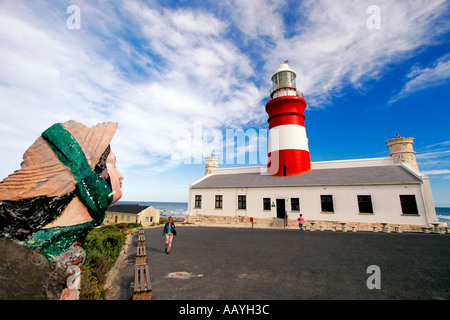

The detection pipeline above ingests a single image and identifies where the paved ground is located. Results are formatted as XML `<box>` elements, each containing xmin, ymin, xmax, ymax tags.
<box><xmin>113</xmin><ymin>226</ymin><xmax>450</xmax><ymax>300</ymax></box>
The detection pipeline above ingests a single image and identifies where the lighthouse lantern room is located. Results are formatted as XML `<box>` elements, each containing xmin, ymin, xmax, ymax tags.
<box><xmin>266</xmin><ymin>61</ymin><xmax>311</xmax><ymax>177</ymax></box>
<box><xmin>270</xmin><ymin>62</ymin><xmax>297</xmax><ymax>99</ymax></box>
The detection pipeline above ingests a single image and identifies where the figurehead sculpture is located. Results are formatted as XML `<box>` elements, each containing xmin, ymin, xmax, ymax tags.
<box><xmin>0</xmin><ymin>120</ymin><xmax>124</xmax><ymax>299</ymax></box>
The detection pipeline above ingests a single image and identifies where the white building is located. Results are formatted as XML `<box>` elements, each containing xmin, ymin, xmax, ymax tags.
<box><xmin>188</xmin><ymin>138</ymin><xmax>439</xmax><ymax>230</ymax></box>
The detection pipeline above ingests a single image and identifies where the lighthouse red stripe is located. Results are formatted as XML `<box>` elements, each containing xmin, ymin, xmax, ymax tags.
<box><xmin>265</xmin><ymin>96</ymin><xmax>306</xmax><ymax>119</ymax></box>
<box><xmin>267</xmin><ymin>149</ymin><xmax>311</xmax><ymax>177</ymax></box>
<box><xmin>268</xmin><ymin>114</ymin><xmax>305</xmax><ymax>129</ymax></box>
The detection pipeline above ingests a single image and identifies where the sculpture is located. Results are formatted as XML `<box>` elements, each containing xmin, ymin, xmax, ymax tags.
<box><xmin>0</xmin><ymin>120</ymin><xmax>124</xmax><ymax>299</ymax></box>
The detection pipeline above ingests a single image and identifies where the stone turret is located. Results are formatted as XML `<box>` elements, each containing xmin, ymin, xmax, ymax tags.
<box><xmin>385</xmin><ymin>134</ymin><xmax>419</xmax><ymax>171</ymax></box>
<box><xmin>204</xmin><ymin>155</ymin><xmax>219</xmax><ymax>175</ymax></box>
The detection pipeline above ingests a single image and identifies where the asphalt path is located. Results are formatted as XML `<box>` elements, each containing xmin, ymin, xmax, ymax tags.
<box><xmin>114</xmin><ymin>226</ymin><xmax>450</xmax><ymax>300</ymax></box>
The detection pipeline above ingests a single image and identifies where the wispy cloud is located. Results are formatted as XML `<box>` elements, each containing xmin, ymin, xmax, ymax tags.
<box><xmin>268</xmin><ymin>0</ymin><xmax>449</xmax><ymax>108</ymax></box>
<box><xmin>416</xmin><ymin>141</ymin><xmax>450</xmax><ymax>178</ymax></box>
<box><xmin>221</xmin><ymin>0</ymin><xmax>285</xmax><ymax>39</ymax></box>
<box><xmin>0</xmin><ymin>0</ymin><xmax>448</xmax><ymax>182</ymax></box>
<box><xmin>0</xmin><ymin>0</ymin><xmax>266</xmax><ymax>178</ymax></box>
<box><xmin>416</xmin><ymin>150</ymin><xmax>450</xmax><ymax>160</ymax></box>
<box><xmin>421</xmin><ymin>169</ymin><xmax>450</xmax><ymax>175</ymax></box>
<box><xmin>389</xmin><ymin>54</ymin><xmax>450</xmax><ymax>103</ymax></box>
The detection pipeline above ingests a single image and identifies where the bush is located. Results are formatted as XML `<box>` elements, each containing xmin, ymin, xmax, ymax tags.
<box><xmin>79</xmin><ymin>224</ymin><xmax>128</xmax><ymax>300</ymax></box>
<box><xmin>117</xmin><ymin>222</ymin><xmax>128</xmax><ymax>229</ymax></box>
<box><xmin>79</xmin><ymin>265</ymin><xmax>106</xmax><ymax>300</ymax></box>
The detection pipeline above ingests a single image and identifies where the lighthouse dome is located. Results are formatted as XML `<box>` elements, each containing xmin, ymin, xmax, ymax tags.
<box><xmin>271</xmin><ymin>61</ymin><xmax>297</xmax><ymax>96</ymax></box>
<box><xmin>274</xmin><ymin>62</ymin><xmax>296</xmax><ymax>76</ymax></box>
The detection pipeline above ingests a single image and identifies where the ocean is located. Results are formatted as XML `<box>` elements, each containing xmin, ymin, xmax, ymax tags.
<box><xmin>436</xmin><ymin>207</ymin><xmax>450</xmax><ymax>225</ymax></box>
<box><xmin>117</xmin><ymin>201</ymin><xmax>188</xmax><ymax>218</ymax></box>
<box><xmin>117</xmin><ymin>202</ymin><xmax>450</xmax><ymax>224</ymax></box>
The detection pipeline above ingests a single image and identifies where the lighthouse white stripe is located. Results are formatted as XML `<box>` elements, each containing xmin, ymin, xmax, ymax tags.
<box><xmin>269</xmin><ymin>124</ymin><xmax>309</xmax><ymax>152</ymax></box>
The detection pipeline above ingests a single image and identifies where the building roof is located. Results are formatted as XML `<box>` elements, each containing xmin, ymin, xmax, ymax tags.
<box><xmin>191</xmin><ymin>165</ymin><xmax>422</xmax><ymax>189</ymax></box>
<box><xmin>107</xmin><ymin>204</ymin><xmax>149</xmax><ymax>214</ymax></box>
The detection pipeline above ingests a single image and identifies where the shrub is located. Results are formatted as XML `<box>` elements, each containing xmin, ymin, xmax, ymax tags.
<box><xmin>117</xmin><ymin>222</ymin><xmax>128</xmax><ymax>229</ymax></box>
<box><xmin>79</xmin><ymin>224</ymin><xmax>127</xmax><ymax>300</ymax></box>
<box><xmin>79</xmin><ymin>265</ymin><xmax>106</xmax><ymax>300</ymax></box>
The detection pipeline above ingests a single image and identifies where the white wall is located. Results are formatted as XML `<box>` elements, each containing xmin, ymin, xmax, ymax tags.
<box><xmin>189</xmin><ymin>183</ymin><xmax>431</xmax><ymax>225</ymax></box>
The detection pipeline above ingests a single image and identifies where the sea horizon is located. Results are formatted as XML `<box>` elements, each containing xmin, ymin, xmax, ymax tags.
<box><xmin>115</xmin><ymin>200</ymin><xmax>188</xmax><ymax>217</ymax></box>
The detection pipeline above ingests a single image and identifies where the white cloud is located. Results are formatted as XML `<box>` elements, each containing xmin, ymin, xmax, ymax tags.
<box><xmin>0</xmin><ymin>4</ymin><xmax>128</xmax><ymax>177</ymax></box>
<box><xmin>416</xmin><ymin>142</ymin><xmax>450</xmax><ymax>178</ymax></box>
<box><xmin>416</xmin><ymin>150</ymin><xmax>450</xmax><ymax>160</ymax></box>
<box><xmin>223</xmin><ymin>0</ymin><xmax>285</xmax><ymax>39</ymax></box>
<box><xmin>389</xmin><ymin>54</ymin><xmax>450</xmax><ymax>103</ymax></box>
<box><xmin>0</xmin><ymin>0</ymin><xmax>448</xmax><ymax>187</ymax></box>
<box><xmin>267</xmin><ymin>0</ymin><xmax>449</xmax><ymax>108</ymax></box>
<box><xmin>0</xmin><ymin>0</ymin><xmax>267</xmax><ymax>181</ymax></box>
<box><xmin>421</xmin><ymin>170</ymin><xmax>450</xmax><ymax>175</ymax></box>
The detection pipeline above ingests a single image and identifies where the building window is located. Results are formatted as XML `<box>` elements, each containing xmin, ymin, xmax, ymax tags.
<box><xmin>127</xmin><ymin>215</ymin><xmax>130</xmax><ymax>222</ymax></box>
<box><xmin>263</xmin><ymin>198</ymin><xmax>271</xmax><ymax>210</ymax></box>
<box><xmin>358</xmin><ymin>195</ymin><xmax>374</xmax><ymax>213</ymax></box>
<box><xmin>400</xmin><ymin>195</ymin><xmax>419</xmax><ymax>215</ymax></box>
<box><xmin>194</xmin><ymin>195</ymin><xmax>202</xmax><ymax>208</ymax></box>
<box><xmin>291</xmin><ymin>198</ymin><xmax>300</xmax><ymax>211</ymax></box>
<box><xmin>238</xmin><ymin>195</ymin><xmax>246</xmax><ymax>210</ymax></box>
<box><xmin>121</xmin><ymin>215</ymin><xmax>124</xmax><ymax>221</ymax></box>
<box><xmin>321</xmin><ymin>195</ymin><xmax>334</xmax><ymax>212</ymax></box>
<box><xmin>215</xmin><ymin>195</ymin><xmax>223</xmax><ymax>209</ymax></box>
<box><xmin>145</xmin><ymin>217</ymin><xmax>149</xmax><ymax>222</ymax></box>
<box><xmin>150</xmin><ymin>217</ymin><xmax>153</xmax><ymax>223</ymax></box>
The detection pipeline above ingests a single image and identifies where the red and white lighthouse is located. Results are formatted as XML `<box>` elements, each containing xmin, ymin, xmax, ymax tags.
<box><xmin>266</xmin><ymin>61</ymin><xmax>311</xmax><ymax>176</ymax></box>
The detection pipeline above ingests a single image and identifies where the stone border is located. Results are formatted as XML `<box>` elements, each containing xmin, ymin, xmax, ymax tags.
<box><xmin>186</xmin><ymin>214</ymin><xmax>448</xmax><ymax>233</ymax></box>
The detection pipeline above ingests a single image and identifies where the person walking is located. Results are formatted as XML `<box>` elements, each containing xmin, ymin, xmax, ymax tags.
<box><xmin>162</xmin><ymin>216</ymin><xmax>177</xmax><ymax>254</ymax></box>
<box><xmin>298</xmin><ymin>214</ymin><xmax>304</xmax><ymax>231</ymax></box>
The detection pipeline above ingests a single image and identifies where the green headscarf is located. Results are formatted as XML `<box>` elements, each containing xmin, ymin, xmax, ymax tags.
<box><xmin>24</xmin><ymin>123</ymin><xmax>113</xmax><ymax>260</ymax></box>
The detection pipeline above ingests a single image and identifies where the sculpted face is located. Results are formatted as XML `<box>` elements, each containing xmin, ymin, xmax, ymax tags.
<box><xmin>106</xmin><ymin>151</ymin><xmax>124</xmax><ymax>204</ymax></box>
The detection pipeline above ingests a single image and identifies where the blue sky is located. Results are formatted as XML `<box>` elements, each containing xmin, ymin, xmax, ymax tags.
<box><xmin>0</xmin><ymin>0</ymin><xmax>449</xmax><ymax>206</ymax></box>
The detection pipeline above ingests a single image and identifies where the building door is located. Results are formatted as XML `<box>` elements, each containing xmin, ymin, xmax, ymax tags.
<box><xmin>115</xmin><ymin>216</ymin><xmax>118</xmax><ymax>223</ymax></box>
<box><xmin>276</xmin><ymin>199</ymin><xmax>286</xmax><ymax>219</ymax></box>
